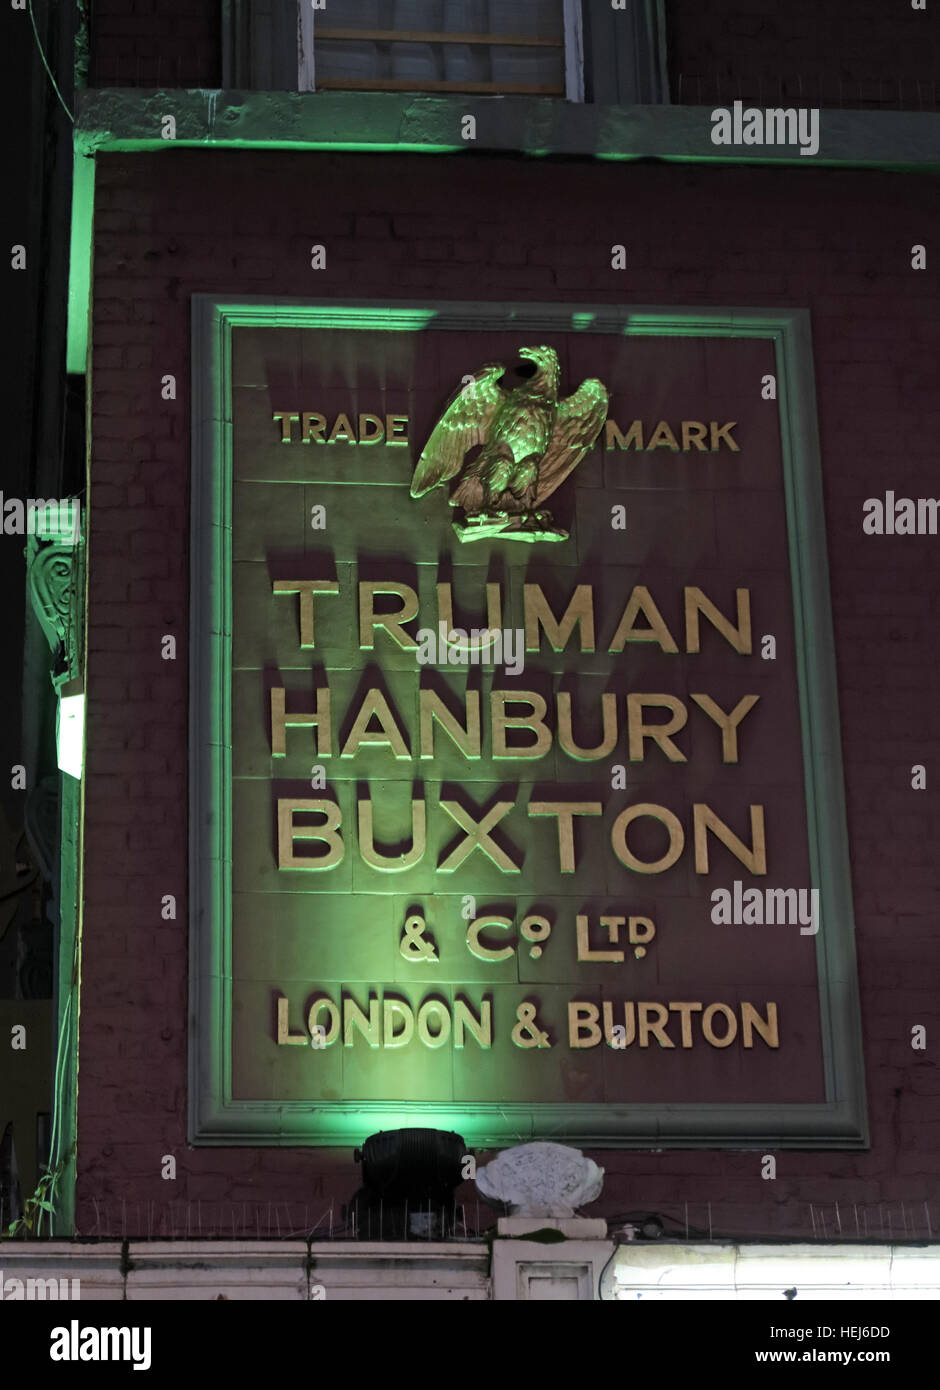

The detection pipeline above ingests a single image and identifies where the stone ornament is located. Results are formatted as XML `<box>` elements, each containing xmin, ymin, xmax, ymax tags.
<box><xmin>410</xmin><ymin>347</ymin><xmax>608</xmax><ymax>544</ymax></box>
<box><xmin>27</xmin><ymin>532</ymin><xmax>84</xmax><ymax>692</ymax></box>
<box><xmin>475</xmin><ymin>1142</ymin><xmax>604</xmax><ymax>1217</ymax></box>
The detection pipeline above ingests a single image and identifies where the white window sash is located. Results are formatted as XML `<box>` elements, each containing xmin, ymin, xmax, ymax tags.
<box><xmin>297</xmin><ymin>1</ymin><xmax>582</xmax><ymax>98</ymax></box>
<box><xmin>298</xmin><ymin>0</ymin><xmax>316</xmax><ymax>93</ymax></box>
<box><xmin>564</xmin><ymin>0</ymin><xmax>585</xmax><ymax>102</ymax></box>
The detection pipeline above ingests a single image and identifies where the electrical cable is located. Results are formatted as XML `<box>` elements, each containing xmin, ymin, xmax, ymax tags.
<box><xmin>597</xmin><ymin>1240</ymin><xmax>619</xmax><ymax>1301</ymax></box>
<box><xmin>28</xmin><ymin>0</ymin><xmax>75</xmax><ymax>123</ymax></box>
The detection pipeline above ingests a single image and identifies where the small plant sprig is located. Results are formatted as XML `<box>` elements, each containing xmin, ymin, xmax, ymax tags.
<box><xmin>5</xmin><ymin>1147</ymin><xmax>73</xmax><ymax>1239</ymax></box>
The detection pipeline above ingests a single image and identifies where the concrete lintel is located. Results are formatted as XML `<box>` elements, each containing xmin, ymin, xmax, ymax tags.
<box><xmin>75</xmin><ymin>89</ymin><xmax>940</xmax><ymax>170</ymax></box>
<box><xmin>0</xmin><ymin>1242</ymin><xmax>125</xmax><ymax>1300</ymax></box>
<box><xmin>497</xmin><ymin>1217</ymin><xmax>608</xmax><ymax>1238</ymax></box>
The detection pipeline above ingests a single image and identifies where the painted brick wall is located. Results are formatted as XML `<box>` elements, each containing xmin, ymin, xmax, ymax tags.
<box><xmin>80</xmin><ymin>148</ymin><xmax>940</xmax><ymax>1242</ymax></box>
<box><xmin>89</xmin><ymin>0</ymin><xmax>220</xmax><ymax>88</ymax></box>
<box><xmin>667</xmin><ymin>0</ymin><xmax>940</xmax><ymax>108</ymax></box>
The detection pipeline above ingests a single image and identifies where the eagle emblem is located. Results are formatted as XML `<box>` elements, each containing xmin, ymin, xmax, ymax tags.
<box><xmin>410</xmin><ymin>346</ymin><xmax>608</xmax><ymax>543</ymax></box>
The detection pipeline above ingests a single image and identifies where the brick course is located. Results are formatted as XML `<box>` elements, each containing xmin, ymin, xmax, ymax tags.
<box><xmin>90</xmin><ymin>0</ymin><xmax>220</xmax><ymax>88</ymax></box>
<box><xmin>667</xmin><ymin>0</ymin><xmax>940</xmax><ymax>108</ymax></box>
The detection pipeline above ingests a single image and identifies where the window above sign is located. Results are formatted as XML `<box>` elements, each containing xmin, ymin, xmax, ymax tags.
<box><xmin>303</xmin><ymin>0</ymin><xmax>571</xmax><ymax>98</ymax></box>
<box><xmin>222</xmin><ymin>1</ymin><xmax>669</xmax><ymax>104</ymax></box>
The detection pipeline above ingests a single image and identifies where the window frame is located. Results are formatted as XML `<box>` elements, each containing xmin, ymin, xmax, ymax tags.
<box><xmin>221</xmin><ymin>0</ymin><xmax>668</xmax><ymax>104</ymax></box>
<box><xmin>298</xmin><ymin>0</ymin><xmax>583</xmax><ymax>100</ymax></box>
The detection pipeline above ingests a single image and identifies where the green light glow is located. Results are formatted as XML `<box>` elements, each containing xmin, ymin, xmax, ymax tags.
<box><xmin>282</xmin><ymin>306</ymin><xmax>438</xmax><ymax>330</ymax></box>
<box><xmin>134</xmin><ymin>140</ymin><xmax>464</xmax><ymax>156</ymax></box>
<box><xmin>56</xmin><ymin>685</ymin><xmax>85</xmax><ymax>780</ymax></box>
<box><xmin>67</xmin><ymin>156</ymin><xmax>95</xmax><ymax>374</ymax></box>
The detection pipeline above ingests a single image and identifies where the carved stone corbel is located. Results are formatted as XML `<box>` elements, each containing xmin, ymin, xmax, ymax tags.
<box><xmin>26</xmin><ymin>532</ymin><xmax>83</xmax><ymax>694</ymax></box>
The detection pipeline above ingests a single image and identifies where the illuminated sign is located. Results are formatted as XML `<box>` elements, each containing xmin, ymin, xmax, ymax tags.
<box><xmin>188</xmin><ymin>298</ymin><xmax>866</xmax><ymax>1148</ymax></box>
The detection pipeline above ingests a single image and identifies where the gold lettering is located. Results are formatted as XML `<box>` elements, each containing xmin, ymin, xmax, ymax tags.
<box><xmin>603</xmin><ymin>1001</ymin><xmax>635</xmax><ymax>1046</ymax></box>
<box><xmin>569</xmin><ymin>1001</ymin><xmax>602</xmax><ymax>1048</ymax></box>
<box><xmin>454</xmin><ymin>998</ymin><xmax>493</xmax><ymax>1049</ymax></box>
<box><xmin>524</xmin><ymin>583</ymin><xmax>595</xmax><ymax>653</ymax></box>
<box><xmin>690</xmin><ymin>693</ymin><xmax>760</xmax><ymax>762</ymax></box>
<box><xmin>270</xmin><ymin>685</ymin><xmax>332</xmax><ymax>757</ymax></box>
<box><xmin>626</xmin><ymin>693</ymin><xmax>688</xmax><ymax>762</ymax></box>
<box><xmin>272</xmin><ymin>410</ymin><xmax>299</xmax><ymax>443</ymax></box>
<box><xmin>358</xmin><ymin>798</ymin><xmax>426</xmax><ymax>870</ymax></box>
<box><xmin>386</xmin><ymin>414</ymin><xmax>409</xmax><ymax>446</ymax></box>
<box><xmin>741</xmin><ymin>1001</ymin><xmax>779</xmax><ymax>1048</ymax></box>
<box><xmin>437</xmin><ymin>581</ymin><xmax>503</xmax><ymax>637</ymax></box>
<box><xmin>529</xmin><ymin>801</ymin><xmax>603</xmax><ymax>873</ymax></box>
<box><xmin>438</xmin><ymin>800</ymin><xmax>520</xmax><ymax>873</ymax></box>
<box><xmin>383</xmin><ymin>998</ymin><xmax>414</xmax><ymax>1048</ymax></box>
<box><xmin>344</xmin><ymin>995</ymin><xmax>381</xmax><ymax>1048</ymax></box>
<box><xmin>709</xmin><ymin>421</ymin><xmax>739</xmax><ymax>451</ymax></box>
<box><xmin>272</xmin><ymin>579</ymin><xmax>339</xmax><ymax>649</ymax></box>
<box><xmin>467</xmin><ymin>915</ymin><xmax>515</xmax><ymax>963</ymax></box>
<box><xmin>702</xmin><ymin>1002</ymin><xmax>738</xmax><ymax>1047</ymax></box>
<box><xmin>629</xmin><ymin>916</ymin><xmax>656</xmax><ymax>945</ymax></box>
<box><xmin>307</xmin><ymin>996</ymin><xmax>340</xmax><ymax>1045</ymax></box>
<box><xmin>611</xmin><ymin>803</ymin><xmax>684</xmax><ymax>874</ymax></box>
<box><xmin>609</xmin><ymin>586</ymin><xmax>680</xmax><ymax>653</ymax></box>
<box><xmin>358</xmin><ymin>413</ymin><xmax>385</xmax><ymax>445</ymax></box>
<box><xmin>358</xmin><ymin>581</ymin><xmax>419</xmax><ymax>650</ymax></box>
<box><xmin>605</xmin><ymin>419</ymin><xmax>644</xmax><ymax>450</ymax></box>
<box><xmin>646</xmin><ymin>421</ymin><xmax>679</xmax><ymax>450</ymax></box>
<box><xmin>276</xmin><ymin>799</ymin><xmax>344</xmax><ymax>869</ymax></box>
<box><xmin>668</xmin><ymin>1001</ymin><xmax>703</xmax><ymax>1048</ymax></box>
<box><xmin>276</xmin><ymin>995</ymin><xmax>307</xmax><ymax>1045</ymax></box>
<box><xmin>417</xmin><ymin>1000</ymin><xmax>451</xmax><ymax>1048</ymax></box>
<box><xmin>576</xmin><ymin>914</ymin><xmax>624</xmax><ymax>963</ymax></box>
<box><xmin>638</xmin><ymin>1002</ymin><xmax>674</xmax><ymax>1047</ymax></box>
<box><xmin>681</xmin><ymin>421</ymin><xmax>708</xmax><ymax>451</ymax></box>
<box><xmin>557</xmin><ymin>691</ymin><xmax>619</xmax><ymax>760</ymax></box>
<box><xmin>327</xmin><ymin>413</ymin><xmax>356</xmax><ymax>444</ymax></box>
<box><xmin>491</xmin><ymin>690</ymin><xmax>552</xmax><ymax>759</ymax></box>
<box><xmin>301</xmin><ymin>412</ymin><xmax>327</xmax><ymax>444</ymax></box>
<box><xmin>684</xmin><ymin>586</ymin><xmax>752</xmax><ymax>654</ymax></box>
<box><xmin>693</xmin><ymin>802</ymin><xmax>766</xmax><ymax>874</ymax></box>
<box><xmin>419</xmin><ymin>687</ymin><xmax>481</xmax><ymax>760</ymax></box>
<box><xmin>341</xmin><ymin>689</ymin><xmax>411</xmax><ymax>759</ymax></box>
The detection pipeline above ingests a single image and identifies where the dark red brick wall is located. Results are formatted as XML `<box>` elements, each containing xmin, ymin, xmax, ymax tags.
<box><xmin>89</xmin><ymin>0</ymin><xmax>220</xmax><ymax>88</ymax></box>
<box><xmin>666</xmin><ymin>0</ymin><xmax>940</xmax><ymax>109</ymax></box>
<box><xmin>80</xmin><ymin>148</ymin><xmax>940</xmax><ymax>1241</ymax></box>
<box><xmin>85</xmin><ymin>1</ymin><xmax>940</xmax><ymax>110</ymax></box>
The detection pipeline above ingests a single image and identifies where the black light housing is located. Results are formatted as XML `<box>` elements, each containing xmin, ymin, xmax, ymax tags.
<box><xmin>354</xmin><ymin>1128</ymin><xmax>467</xmax><ymax>1201</ymax></box>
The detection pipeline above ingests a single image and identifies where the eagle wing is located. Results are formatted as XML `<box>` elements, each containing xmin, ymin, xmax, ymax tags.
<box><xmin>534</xmin><ymin>378</ymin><xmax>609</xmax><ymax>505</ymax></box>
<box><xmin>409</xmin><ymin>363</ymin><xmax>507</xmax><ymax>498</ymax></box>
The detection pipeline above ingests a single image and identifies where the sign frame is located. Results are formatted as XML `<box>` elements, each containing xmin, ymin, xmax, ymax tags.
<box><xmin>188</xmin><ymin>295</ymin><xmax>867</xmax><ymax>1148</ymax></box>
